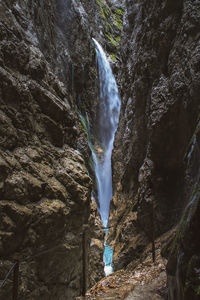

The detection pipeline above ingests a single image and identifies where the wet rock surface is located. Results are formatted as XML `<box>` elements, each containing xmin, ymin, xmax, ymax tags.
<box><xmin>0</xmin><ymin>0</ymin><xmax>94</xmax><ymax>299</ymax></box>
<box><xmin>108</xmin><ymin>0</ymin><xmax>200</xmax><ymax>298</ymax></box>
<box><xmin>112</xmin><ymin>0</ymin><xmax>200</xmax><ymax>233</ymax></box>
<box><xmin>1</xmin><ymin>0</ymin><xmax>200</xmax><ymax>298</ymax></box>
<box><xmin>0</xmin><ymin>0</ymin><xmax>126</xmax><ymax>298</ymax></box>
<box><xmin>164</xmin><ymin>173</ymin><xmax>200</xmax><ymax>300</ymax></box>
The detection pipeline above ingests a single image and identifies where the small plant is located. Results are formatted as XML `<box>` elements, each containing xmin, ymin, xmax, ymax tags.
<box><xmin>105</xmin><ymin>34</ymin><xmax>118</xmax><ymax>47</ymax></box>
<box><xmin>110</xmin><ymin>54</ymin><xmax>116</xmax><ymax>61</ymax></box>
<box><xmin>116</xmin><ymin>8</ymin><xmax>124</xmax><ymax>16</ymax></box>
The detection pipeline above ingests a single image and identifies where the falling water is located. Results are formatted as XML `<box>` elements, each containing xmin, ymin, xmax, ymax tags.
<box><xmin>80</xmin><ymin>39</ymin><xmax>121</xmax><ymax>275</ymax></box>
<box><xmin>91</xmin><ymin>38</ymin><xmax>121</xmax><ymax>275</ymax></box>
<box><xmin>92</xmin><ymin>38</ymin><xmax>121</xmax><ymax>226</ymax></box>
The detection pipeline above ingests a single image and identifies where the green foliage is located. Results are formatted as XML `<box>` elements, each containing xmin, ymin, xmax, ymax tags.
<box><xmin>96</xmin><ymin>0</ymin><xmax>111</xmax><ymax>19</ymax></box>
<box><xmin>114</xmin><ymin>20</ymin><xmax>123</xmax><ymax>29</ymax></box>
<box><xmin>115</xmin><ymin>36</ymin><xmax>121</xmax><ymax>41</ymax></box>
<box><xmin>105</xmin><ymin>34</ymin><xmax>118</xmax><ymax>47</ymax></box>
<box><xmin>110</xmin><ymin>54</ymin><xmax>116</xmax><ymax>61</ymax></box>
<box><xmin>79</xmin><ymin>113</ymin><xmax>89</xmax><ymax>137</ymax></box>
<box><xmin>113</xmin><ymin>8</ymin><xmax>124</xmax><ymax>29</ymax></box>
<box><xmin>116</xmin><ymin>8</ymin><xmax>124</xmax><ymax>16</ymax></box>
<box><xmin>79</xmin><ymin>113</ymin><xmax>95</xmax><ymax>153</ymax></box>
<box><xmin>95</xmin><ymin>0</ymin><xmax>124</xmax><ymax>49</ymax></box>
<box><xmin>79</xmin><ymin>113</ymin><xmax>104</xmax><ymax>167</ymax></box>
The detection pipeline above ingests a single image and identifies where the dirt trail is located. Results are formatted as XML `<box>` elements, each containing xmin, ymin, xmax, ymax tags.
<box><xmin>76</xmin><ymin>231</ymin><xmax>176</xmax><ymax>300</ymax></box>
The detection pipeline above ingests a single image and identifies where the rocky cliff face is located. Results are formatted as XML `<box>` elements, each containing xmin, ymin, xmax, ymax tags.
<box><xmin>109</xmin><ymin>0</ymin><xmax>200</xmax><ymax>298</ymax></box>
<box><xmin>0</xmin><ymin>1</ymin><xmax>93</xmax><ymax>299</ymax></box>
<box><xmin>0</xmin><ymin>0</ymin><xmax>126</xmax><ymax>299</ymax></box>
<box><xmin>1</xmin><ymin>0</ymin><xmax>199</xmax><ymax>298</ymax></box>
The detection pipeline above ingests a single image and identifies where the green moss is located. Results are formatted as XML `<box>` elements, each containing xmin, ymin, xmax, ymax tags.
<box><xmin>114</xmin><ymin>14</ymin><xmax>123</xmax><ymax>23</ymax></box>
<box><xmin>116</xmin><ymin>8</ymin><xmax>124</xmax><ymax>16</ymax></box>
<box><xmin>79</xmin><ymin>113</ymin><xmax>95</xmax><ymax>153</ymax></box>
<box><xmin>96</xmin><ymin>0</ymin><xmax>106</xmax><ymax>18</ymax></box>
<box><xmin>96</xmin><ymin>0</ymin><xmax>111</xmax><ymax>19</ymax></box>
<box><xmin>95</xmin><ymin>0</ymin><xmax>124</xmax><ymax>52</ymax></box>
<box><xmin>106</xmin><ymin>34</ymin><xmax>118</xmax><ymax>47</ymax></box>
<box><xmin>110</xmin><ymin>54</ymin><xmax>116</xmax><ymax>61</ymax></box>
<box><xmin>114</xmin><ymin>20</ymin><xmax>123</xmax><ymax>29</ymax></box>
<box><xmin>104</xmin><ymin>7</ymin><xmax>110</xmax><ymax>17</ymax></box>
<box><xmin>79</xmin><ymin>113</ymin><xmax>89</xmax><ymax>139</ymax></box>
<box><xmin>105</xmin><ymin>23</ymin><xmax>112</xmax><ymax>33</ymax></box>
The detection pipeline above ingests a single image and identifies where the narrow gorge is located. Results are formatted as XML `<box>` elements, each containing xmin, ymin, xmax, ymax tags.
<box><xmin>0</xmin><ymin>0</ymin><xmax>200</xmax><ymax>300</ymax></box>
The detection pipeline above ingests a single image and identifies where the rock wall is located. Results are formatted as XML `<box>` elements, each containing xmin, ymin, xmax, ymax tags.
<box><xmin>164</xmin><ymin>123</ymin><xmax>200</xmax><ymax>300</ymax></box>
<box><xmin>4</xmin><ymin>0</ymin><xmax>200</xmax><ymax>298</ymax></box>
<box><xmin>0</xmin><ymin>0</ymin><xmax>126</xmax><ymax>298</ymax></box>
<box><xmin>109</xmin><ymin>0</ymin><xmax>200</xmax><ymax>298</ymax></box>
<box><xmin>0</xmin><ymin>0</ymin><xmax>93</xmax><ymax>299</ymax></box>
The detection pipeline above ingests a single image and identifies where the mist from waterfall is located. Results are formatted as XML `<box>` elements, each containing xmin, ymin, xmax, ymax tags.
<box><xmin>80</xmin><ymin>39</ymin><xmax>120</xmax><ymax>276</ymax></box>
<box><xmin>92</xmin><ymin>38</ymin><xmax>121</xmax><ymax>228</ymax></box>
<box><xmin>92</xmin><ymin>38</ymin><xmax>121</xmax><ymax>275</ymax></box>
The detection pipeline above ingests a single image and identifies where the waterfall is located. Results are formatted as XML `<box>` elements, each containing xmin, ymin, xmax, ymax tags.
<box><xmin>91</xmin><ymin>38</ymin><xmax>121</xmax><ymax>275</ymax></box>
<box><xmin>92</xmin><ymin>38</ymin><xmax>121</xmax><ymax>227</ymax></box>
<box><xmin>80</xmin><ymin>39</ymin><xmax>120</xmax><ymax>276</ymax></box>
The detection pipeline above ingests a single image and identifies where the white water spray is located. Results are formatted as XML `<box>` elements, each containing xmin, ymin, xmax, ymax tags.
<box><xmin>92</xmin><ymin>38</ymin><xmax>121</xmax><ymax>227</ymax></box>
<box><xmin>92</xmin><ymin>38</ymin><xmax>121</xmax><ymax>275</ymax></box>
<box><xmin>80</xmin><ymin>39</ymin><xmax>120</xmax><ymax>276</ymax></box>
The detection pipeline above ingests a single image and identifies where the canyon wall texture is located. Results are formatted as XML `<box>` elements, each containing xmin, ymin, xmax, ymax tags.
<box><xmin>0</xmin><ymin>1</ymin><xmax>92</xmax><ymax>299</ymax></box>
<box><xmin>0</xmin><ymin>0</ymin><xmax>125</xmax><ymax>299</ymax></box>
<box><xmin>1</xmin><ymin>0</ymin><xmax>200</xmax><ymax>299</ymax></box>
<box><xmin>110</xmin><ymin>0</ymin><xmax>200</xmax><ymax>298</ymax></box>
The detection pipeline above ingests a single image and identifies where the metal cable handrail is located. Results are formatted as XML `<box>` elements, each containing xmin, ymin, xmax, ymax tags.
<box><xmin>0</xmin><ymin>263</ymin><xmax>17</xmax><ymax>289</ymax></box>
<box><xmin>0</xmin><ymin>204</ymin><xmax>186</xmax><ymax>298</ymax></box>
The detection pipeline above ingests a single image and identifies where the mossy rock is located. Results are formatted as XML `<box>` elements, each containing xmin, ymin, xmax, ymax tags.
<box><xmin>106</xmin><ymin>34</ymin><xmax>118</xmax><ymax>48</ymax></box>
<box><xmin>95</xmin><ymin>0</ymin><xmax>124</xmax><ymax>52</ymax></box>
<box><xmin>110</xmin><ymin>54</ymin><xmax>116</xmax><ymax>61</ymax></box>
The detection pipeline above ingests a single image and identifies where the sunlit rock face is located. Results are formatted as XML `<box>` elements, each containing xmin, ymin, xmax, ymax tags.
<box><xmin>3</xmin><ymin>0</ymin><xmax>200</xmax><ymax>298</ymax></box>
<box><xmin>0</xmin><ymin>1</ymin><xmax>94</xmax><ymax>298</ymax></box>
<box><xmin>109</xmin><ymin>0</ymin><xmax>200</xmax><ymax>298</ymax></box>
<box><xmin>0</xmin><ymin>0</ymin><xmax>126</xmax><ymax>298</ymax></box>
